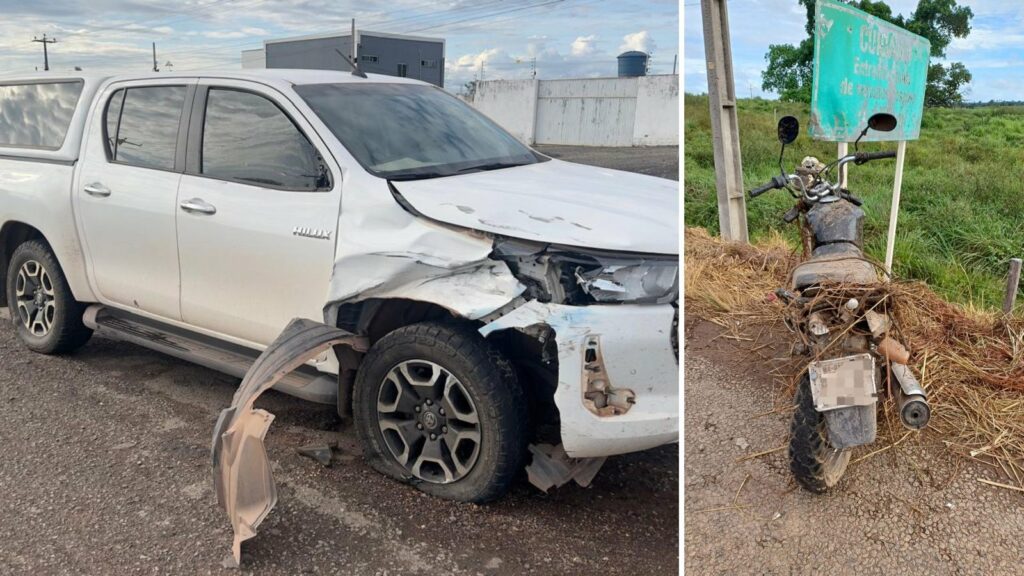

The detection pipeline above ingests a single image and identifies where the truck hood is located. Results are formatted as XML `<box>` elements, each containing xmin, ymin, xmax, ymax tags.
<box><xmin>391</xmin><ymin>159</ymin><xmax>678</xmax><ymax>255</ymax></box>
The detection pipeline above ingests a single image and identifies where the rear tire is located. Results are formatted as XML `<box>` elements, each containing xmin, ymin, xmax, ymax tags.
<box><xmin>5</xmin><ymin>241</ymin><xmax>92</xmax><ymax>354</ymax></box>
<box><xmin>353</xmin><ymin>321</ymin><xmax>527</xmax><ymax>503</ymax></box>
<box><xmin>789</xmin><ymin>374</ymin><xmax>850</xmax><ymax>493</ymax></box>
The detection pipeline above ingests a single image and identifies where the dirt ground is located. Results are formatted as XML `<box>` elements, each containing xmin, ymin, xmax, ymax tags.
<box><xmin>683</xmin><ymin>318</ymin><xmax>1024</xmax><ymax>575</ymax></box>
<box><xmin>0</xmin><ymin>147</ymin><xmax>679</xmax><ymax>576</ymax></box>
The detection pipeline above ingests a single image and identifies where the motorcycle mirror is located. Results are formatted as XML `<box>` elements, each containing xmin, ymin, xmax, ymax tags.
<box><xmin>854</xmin><ymin>113</ymin><xmax>899</xmax><ymax>151</ymax></box>
<box><xmin>777</xmin><ymin>116</ymin><xmax>800</xmax><ymax>145</ymax></box>
<box><xmin>867</xmin><ymin>113</ymin><xmax>897</xmax><ymax>132</ymax></box>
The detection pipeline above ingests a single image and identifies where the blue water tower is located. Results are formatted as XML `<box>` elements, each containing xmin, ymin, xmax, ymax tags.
<box><xmin>617</xmin><ymin>51</ymin><xmax>649</xmax><ymax>77</ymax></box>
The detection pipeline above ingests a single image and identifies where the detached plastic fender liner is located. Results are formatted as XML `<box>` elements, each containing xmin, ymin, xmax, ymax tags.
<box><xmin>211</xmin><ymin>318</ymin><xmax>367</xmax><ymax>567</ymax></box>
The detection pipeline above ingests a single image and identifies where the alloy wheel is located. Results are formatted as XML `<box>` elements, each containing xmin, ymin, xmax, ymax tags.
<box><xmin>14</xmin><ymin>260</ymin><xmax>56</xmax><ymax>337</ymax></box>
<box><xmin>376</xmin><ymin>360</ymin><xmax>481</xmax><ymax>484</ymax></box>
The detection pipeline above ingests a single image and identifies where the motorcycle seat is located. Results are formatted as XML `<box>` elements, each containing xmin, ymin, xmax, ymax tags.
<box><xmin>791</xmin><ymin>243</ymin><xmax>878</xmax><ymax>289</ymax></box>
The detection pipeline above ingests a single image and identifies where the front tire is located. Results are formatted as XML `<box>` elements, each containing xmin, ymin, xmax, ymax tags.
<box><xmin>5</xmin><ymin>240</ymin><xmax>92</xmax><ymax>354</ymax></box>
<box><xmin>789</xmin><ymin>374</ymin><xmax>851</xmax><ymax>493</ymax></box>
<box><xmin>353</xmin><ymin>322</ymin><xmax>527</xmax><ymax>503</ymax></box>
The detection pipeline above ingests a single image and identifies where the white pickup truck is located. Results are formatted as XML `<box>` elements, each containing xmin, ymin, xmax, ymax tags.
<box><xmin>0</xmin><ymin>69</ymin><xmax>678</xmax><ymax>504</ymax></box>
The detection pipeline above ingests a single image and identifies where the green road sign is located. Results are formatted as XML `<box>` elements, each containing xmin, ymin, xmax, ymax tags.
<box><xmin>810</xmin><ymin>0</ymin><xmax>930</xmax><ymax>142</ymax></box>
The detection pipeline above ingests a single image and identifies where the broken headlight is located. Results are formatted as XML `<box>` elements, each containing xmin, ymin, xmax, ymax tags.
<box><xmin>574</xmin><ymin>259</ymin><xmax>679</xmax><ymax>304</ymax></box>
<box><xmin>492</xmin><ymin>238</ymin><xmax>679</xmax><ymax>305</ymax></box>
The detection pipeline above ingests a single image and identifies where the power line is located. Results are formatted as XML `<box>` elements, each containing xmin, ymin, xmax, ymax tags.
<box><xmin>165</xmin><ymin>0</ymin><xmax>551</xmax><ymax>61</ymax></box>
<box><xmin>169</xmin><ymin>0</ymin><xmax>580</xmax><ymax>68</ymax></box>
<box><xmin>404</xmin><ymin>0</ymin><xmax>568</xmax><ymax>33</ymax></box>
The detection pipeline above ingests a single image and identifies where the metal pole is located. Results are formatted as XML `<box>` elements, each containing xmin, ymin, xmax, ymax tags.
<box><xmin>351</xmin><ymin>18</ymin><xmax>357</xmax><ymax>62</ymax></box>
<box><xmin>672</xmin><ymin>54</ymin><xmax>678</xmax><ymax>75</ymax></box>
<box><xmin>883</xmin><ymin>140</ymin><xmax>908</xmax><ymax>275</ymax></box>
<box><xmin>701</xmin><ymin>0</ymin><xmax>748</xmax><ymax>242</ymax></box>
<box><xmin>837</xmin><ymin>142</ymin><xmax>848</xmax><ymax>188</ymax></box>
<box><xmin>152</xmin><ymin>42</ymin><xmax>158</xmax><ymax>72</ymax></box>
<box><xmin>1004</xmin><ymin>258</ymin><xmax>1022</xmax><ymax>315</ymax></box>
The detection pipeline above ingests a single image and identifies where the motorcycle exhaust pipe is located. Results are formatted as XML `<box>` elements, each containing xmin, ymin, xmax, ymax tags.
<box><xmin>891</xmin><ymin>363</ymin><xmax>930</xmax><ymax>430</ymax></box>
<box><xmin>897</xmin><ymin>390</ymin><xmax>930</xmax><ymax>430</ymax></box>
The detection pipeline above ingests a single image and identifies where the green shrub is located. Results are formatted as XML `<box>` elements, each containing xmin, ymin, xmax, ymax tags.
<box><xmin>684</xmin><ymin>94</ymin><xmax>1024</xmax><ymax>310</ymax></box>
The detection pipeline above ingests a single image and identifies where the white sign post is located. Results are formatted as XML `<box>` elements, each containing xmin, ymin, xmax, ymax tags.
<box><xmin>883</xmin><ymin>141</ymin><xmax>908</xmax><ymax>275</ymax></box>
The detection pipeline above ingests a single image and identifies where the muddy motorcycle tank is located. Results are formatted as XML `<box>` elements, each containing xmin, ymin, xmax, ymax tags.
<box><xmin>806</xmin><ymin>200</ymin><xmax>864</xmax><ymax>250</ymax></box>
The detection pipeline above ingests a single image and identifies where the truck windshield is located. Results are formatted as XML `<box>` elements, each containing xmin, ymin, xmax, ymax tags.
<box><xmin>295</xmin><ymin>83</ymin><xmax>539</xmax><ymax>180</ymax></box>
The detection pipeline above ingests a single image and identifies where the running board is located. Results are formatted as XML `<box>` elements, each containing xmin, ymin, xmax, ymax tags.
<box><xmin>82</xmin><ymin>305</ymin><xmax>337</xmax><ymax>404</ymax></box>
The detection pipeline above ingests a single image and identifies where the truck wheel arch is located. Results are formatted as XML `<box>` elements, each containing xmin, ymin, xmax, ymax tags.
<box><xmin>334</xmin><ymin>298</ymin><xmax>458</xmax><ymax>344</ymax></box>
<box><xmin>0</xmin><ymin>221</ymin><xmax>47</xmax><ymax>308</ymax></box>
<box><xmin>331</xmin><ymin>297</ymin><xmax>560</xmax><ymax>444</ymax></box>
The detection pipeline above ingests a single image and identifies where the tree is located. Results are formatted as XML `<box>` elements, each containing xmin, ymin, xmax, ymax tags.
<box><xmin>761</xmin><ymin>0</ymin><xmax>973</xmax><ymax>107</ymax></box>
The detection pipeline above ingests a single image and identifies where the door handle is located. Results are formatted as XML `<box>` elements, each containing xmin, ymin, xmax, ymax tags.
<box><xmin>179</xmin><ymin>198</ymin><xmax>217</xmax><ymax>215</ymax></box>
<box><xmin>83</xmin><ymin>183</ymin><xmax>111</xmax><ymax>197</ymax></box>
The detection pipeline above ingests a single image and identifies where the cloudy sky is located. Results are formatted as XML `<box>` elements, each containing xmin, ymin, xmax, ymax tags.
<box><xmin>0</xmin><ymin>0</ymin><xmax>678</xmax><ymax>90</ymax></box>
<box><xmin>684</xmin><ymin>0</ymin><xmax>1024</xmax><ymax>102</ymax></box>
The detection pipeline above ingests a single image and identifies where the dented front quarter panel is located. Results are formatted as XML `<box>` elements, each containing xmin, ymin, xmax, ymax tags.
<box><xmin>323</xmin><ymin>175</ymin><xmax>525</xmax><ymax>325</ymax></box>
<box><xmin>212</xmin><ymin>319</ymin><xmax>366</xmax><ymax>566</ymax></box>
<box><xmin>480</xmin><ymin>301</ymin><xmax>679</xmax><ymax>458</ymax></box>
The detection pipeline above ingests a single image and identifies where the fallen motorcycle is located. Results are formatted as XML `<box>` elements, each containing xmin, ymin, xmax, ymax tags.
<box><xmin>748</xmin><ymin>113</ymin><xmax>930</xmax><ymax>493</ymax></box>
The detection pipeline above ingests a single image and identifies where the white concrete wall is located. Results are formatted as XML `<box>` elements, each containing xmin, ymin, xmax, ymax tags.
<box><xmin>471</xmin><ymin>79</ymin><xmax>538</xmax><ymax>144</ymax></box>
<box><xmin>241</xmin><ymin>48</ymin><xmax>266</xmax><ymax>69</ymax></box>
<box><xmin>633</xmin><ymin>75</ymin><xmax>679</xmax><ymax>146</ymax></box>
<box><xmin>535</xmin><ymin>78</ymin><xmax>637</xmax><ymax>146</ymax></box>
<box><xmin>467</xmin><ymin>75</ymin><xmax>678</xmax><ymax>147</ymax></box>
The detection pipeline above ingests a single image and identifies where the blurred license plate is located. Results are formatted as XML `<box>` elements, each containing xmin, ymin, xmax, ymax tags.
<box><xmin>808</xmin><ymin>353</ymin><xmax>876</xmax><ymax>411</ymax></box>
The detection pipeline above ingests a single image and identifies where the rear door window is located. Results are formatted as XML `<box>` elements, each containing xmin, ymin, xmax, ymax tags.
<box><xmin>0</xmin><ymin>81</ymin><xmax>84</xmax><ymax>149</ymax></box>
<box><xmin>107</xmin><ymin>86</ymin><xmax>187</xmax><ymax>171</ymax></box>
<box><xmin>200</xmin><ymin>88</ymin><xmax>327</xmax><ymax>191</ymax></box>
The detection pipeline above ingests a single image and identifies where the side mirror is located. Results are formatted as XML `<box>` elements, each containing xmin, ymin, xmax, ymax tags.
<box><xmin>777</xmin><ymin>116</ymin><xmax>800</xmax><ymax>145</ymax></box>
<box><xmin>867</xmin><ymin>113</ymin><xmax>897</xmax><ymax>132</ymax></box>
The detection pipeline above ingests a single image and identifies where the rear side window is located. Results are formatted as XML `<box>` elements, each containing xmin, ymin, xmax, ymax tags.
<box><xmin>106</xmin><ymin>86</ymin><xmax>186</xmax><ymax>171</ymax></box>
<box><xmin>201</xmin><ymin>88</ymin><xmax>327</xmax><ymax>190</ymax></box>
<box><xmin>0</xmin><ymin>81</ymin><xmax>83</xmax><ymax>149</ymax></box>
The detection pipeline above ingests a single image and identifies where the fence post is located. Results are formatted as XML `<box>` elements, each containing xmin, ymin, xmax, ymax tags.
<box><xmin>1003</xmin><ymin>258</ymin><xmax>1022</xmax><ymax>315</ymax></box>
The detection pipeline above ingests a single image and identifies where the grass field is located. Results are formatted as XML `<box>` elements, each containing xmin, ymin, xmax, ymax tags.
<box><xmin>684</xmin><ymin>93</ymin><xmax>1024</xmax><ymax>310</ymax></box>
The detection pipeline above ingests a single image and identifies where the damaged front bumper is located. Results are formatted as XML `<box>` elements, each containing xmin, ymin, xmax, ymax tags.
<box><xmin>480</xmin><ymin>301</ymin><xmax>679</xmax><ymax>458</ymax></box>
<box><xmin>211</xmin><ymin>319</ymin><xmax>365</xmax><ymax>567</ymax></box>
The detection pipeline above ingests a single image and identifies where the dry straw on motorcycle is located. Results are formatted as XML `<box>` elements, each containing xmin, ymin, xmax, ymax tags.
<box><xmin>685</xmin><ymin>227</ymin><xmax>1024</xmax><ymax>493</ymax></box>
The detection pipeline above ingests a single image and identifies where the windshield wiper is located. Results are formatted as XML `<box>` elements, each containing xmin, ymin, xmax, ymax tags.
<box><xmin>455</xmin><ymin>161</ymin><xmax>526</xmax><ymax>174</ymax></box>
<box><xmin>386</xmin><ymin>171</ymin><xmax>452</xmax><ymax>181</ymax></box>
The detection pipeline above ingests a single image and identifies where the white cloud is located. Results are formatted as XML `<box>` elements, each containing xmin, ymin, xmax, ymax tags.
<box><xmin>570</xmin><ymin>35</ymin><xmax>598</xmax><ymax>56</ymax></box>
<box><xmin>202</xmin><ymin>27</ymin><xmax>268</xmax><ymax>39</ymax></box>
<box><xmin>620</xmin><ymin>30</ymin><xmax>655</xmax><ymax>54</ymax></box>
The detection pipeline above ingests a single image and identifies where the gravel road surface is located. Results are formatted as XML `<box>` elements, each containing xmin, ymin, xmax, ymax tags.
<box><xmin>0</xmin><ymin>146</ymin><xmax>679</xmax><ymax>575</ymax></box>
<box><xmin>534</xmin><ymin>145</ymin><xmax>678</xmax><ymax>180</ymax></box>
<box><xmin>684</xmin><ymin>319</ymin><xmax>1024</xmax><ymax>575</ymax></box>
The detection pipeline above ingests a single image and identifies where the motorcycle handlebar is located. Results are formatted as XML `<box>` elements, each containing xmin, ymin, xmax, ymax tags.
<box><xmin>853</xmin><ymin>150</ymin><xmax>897</xmax><ymax>165</ymax></box>
<box><xmin>749</xmin><ymin>175</ymin><xmax>787</xmax><ymax>198</ymax></box>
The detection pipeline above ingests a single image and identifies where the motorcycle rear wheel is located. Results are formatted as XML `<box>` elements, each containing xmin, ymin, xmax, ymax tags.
<box><xmin>789</xmin><ymin>374</ymin><xmax>851</xmax><ymax>493</ymax></box>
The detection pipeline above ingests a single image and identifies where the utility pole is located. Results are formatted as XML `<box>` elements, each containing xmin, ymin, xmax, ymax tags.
<box><xmin>478</xmin><ymin>61</ymin><xmax>485</xmax><ymax>82</ymax></box>
<box><xmin>672</xmin><ymin>54</ymin><xmax>678</xmax><ymax>75</ymax></box>
<box><xmin>351</xmin><ymin>18</ymin><xmax>357</xmax><ymax>62</ymax></box>
<box><xmin>152</xmin><ymin>42</ymin><xmax>159</xmax><ymax>72</ymax></box>
<box><xmin>32</xmin><ymin>34</ymin><xmax>57</xmax><ymax>71</ymax></box>
<box><xmin>531</xmin><ymin>56</ymin><xmax>536</xmax><ymax>79</ymax></box>
<box><xmin>701</xmin><ymin>0</ymin><xmax>748</xmax><ymax>243</ymax></box>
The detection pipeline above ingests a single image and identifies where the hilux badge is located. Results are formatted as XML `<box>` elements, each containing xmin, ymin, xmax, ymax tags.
<box><xmin>292</xmin><ymin>226</ymin><xmax>332</xmax><ymax>240</ymax></box>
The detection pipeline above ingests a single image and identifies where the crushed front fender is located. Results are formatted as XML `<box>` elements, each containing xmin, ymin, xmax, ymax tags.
<box><xmin>211</xmin><ymin>318</ymin><xmax>366</xmax><ymax>567</ymax></box>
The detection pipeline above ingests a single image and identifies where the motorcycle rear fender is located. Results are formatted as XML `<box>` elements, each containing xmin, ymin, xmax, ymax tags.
<box><xmin>808</xmin><ymin>354</ymin><xmax>878</xmax><ymax>449</ymax></box>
